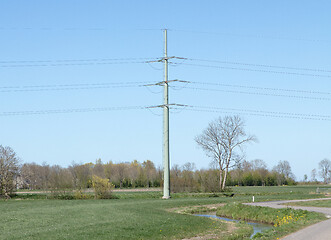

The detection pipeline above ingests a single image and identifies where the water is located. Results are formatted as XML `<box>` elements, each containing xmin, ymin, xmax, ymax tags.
<box><xmin>194</xmin><ymin>214</ymin><xmax>272</xmax><ymax>238</ymax></box>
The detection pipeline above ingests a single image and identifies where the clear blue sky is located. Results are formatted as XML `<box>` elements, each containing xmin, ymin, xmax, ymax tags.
<box><xmin>1</xmin><ymin>1</ymin><xmax>331</xmax><ymax>180</ymax></box>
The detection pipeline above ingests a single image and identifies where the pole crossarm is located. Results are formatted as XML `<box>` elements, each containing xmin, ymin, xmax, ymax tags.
<box><xmin>147</xmin><ymin>103</ymin><xmax>189</xmax><ymax>109</ymax></box>
<box><xmin>143</xmin><ymin>79</ymin><xmax>190</xmax><ymax>87</ymax></box>
<box><xmin>146</xmin><ymin>56</ymin><xmax>187</xmax><ymax>63</ymax></box>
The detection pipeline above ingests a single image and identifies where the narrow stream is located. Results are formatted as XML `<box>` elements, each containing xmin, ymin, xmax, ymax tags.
<box><xmin>194</xmin><ymin>214</ymin><xmax>272</xmax><ymax>238</ymax></box>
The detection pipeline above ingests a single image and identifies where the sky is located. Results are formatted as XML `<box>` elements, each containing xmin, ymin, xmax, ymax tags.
<box><xmin>1</xmin><ymin>1</ymin><xmax>331</xmax><ymax>181</ymax></box>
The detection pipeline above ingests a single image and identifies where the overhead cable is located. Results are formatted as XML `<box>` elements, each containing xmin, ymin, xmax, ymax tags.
<box><xmin>184</xmin><ymin>86</ymin><xmax>330</xmax><ymax>101</ymax></box>
<box><xmin>190</xmin><ymin>81</ymin><xmax>330</xmax><ymax>95</ymax></box>
<box><xmin>0</xmin><ymin>106</ymin><xmax>147</xmax><ymax>116</ymax></box>
<box><xmin>182</xmin><ymin>105</ymin><xmax>331</xmax><ymax>121</ymax></box>
<box><xmin>186</xmin><ymin>58</ymin><xmax>331</xmax><ymax>73</ymax></box>
<box><xmin>173</xmin><ymin>63</ymin><xmax>331</xmax><ymax>78</ymax></box>
<box><xmin>0</xmin><ymin>81</ymin><xmax>151</xmax><ymax>92</ymax></box>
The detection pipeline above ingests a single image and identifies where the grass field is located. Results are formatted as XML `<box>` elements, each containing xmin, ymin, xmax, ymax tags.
<box><xmin>0</xmin><ymin>198</ymin><xmax>244</xmax><ymax>240</ymax></box>
<box><xmin>287</xmin><ymin>199</ymin><xmax>331</xmax><ymax>208</ymax></box>
<box><xmin>0</xmin><ymin>186</ymin><xmax>328</xmax><ymax>240</ymax></box>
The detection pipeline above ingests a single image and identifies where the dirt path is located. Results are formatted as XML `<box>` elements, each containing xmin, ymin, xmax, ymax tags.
<box><xmin>244</xmin><ymin>198</ymin><xmax>331</xmax><ymax>240</ymax></box>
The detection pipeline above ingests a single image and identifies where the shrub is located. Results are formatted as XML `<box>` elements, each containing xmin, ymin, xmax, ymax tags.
<box><xmin>51</xmin><ymin>192</ymin><xmax>75</xmax><ymax>200</ymax></box>
<box><xmin>92</xmin><ymin>175</ymin><xmax>114</xmax><ymax>199</ymax></box>
<box><xmin>74</xmin><ymin>190</ymin><xmax>93</xmax><ymax>200</ymax></box>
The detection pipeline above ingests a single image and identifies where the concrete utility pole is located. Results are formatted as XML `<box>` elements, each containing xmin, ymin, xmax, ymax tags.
<box><xmin>162</xmin><ymin>29</ymin><xmax>170</xmax><ymax>199</ymax></box>
<box><xmin>145</xmin><ymin>30</ymin><xmax>188</xmax><ymax>199</ymax></box>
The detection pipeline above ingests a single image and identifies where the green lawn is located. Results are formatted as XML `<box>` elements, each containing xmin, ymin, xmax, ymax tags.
<box><xmin>231</xmin><ymin>185</ymin><xmax>322</xmax><ymax>195</ymax></box>
<box><xmin>1</xmin><ymin>186</ymin><xmax>327</xmax><ymax>240</ymax></box>
<box><xmin>0</xmin><ymin>198</ymin><xmax>235</xmax><ymax>240</ymax></box>
<box><xmin>287</xmin><ymin>199</ymin><xmax>331</xmax><ymax>208</ymax></box>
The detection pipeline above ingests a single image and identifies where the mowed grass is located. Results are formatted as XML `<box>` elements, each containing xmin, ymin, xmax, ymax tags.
<box><xmin>231</xmin><ymin>185</ymin><xmax>321</xmax><ymax>195</ymax></box>
<box><xmin>287</xmin><ymin>199</ymin><xmax>331</xmax><ymax>208</ymax></box>
<box><xmin>1</xmin><ymin>186</ymin><xmax>327</xmax><ymax>240</ymax></box>
<box><xmin>0</xmin><ymin>198</ymin><xmax>228</xmax><ymax>240</ymax></box>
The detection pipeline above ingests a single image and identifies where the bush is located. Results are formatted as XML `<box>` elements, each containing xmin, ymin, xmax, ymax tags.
<box><xmin>92</xmin><ymin>175</ymin><xmax>114</xmax><ymax>199</ymax></box>
<box><xmin>74</xmin><ymin>190</ymin><xmax>93</xmax><ymax>199</ymax></box>
<box><xmin>50</xmin><ymin>192</ymin><xmax>75</xmax><ymax>200</ymax></box>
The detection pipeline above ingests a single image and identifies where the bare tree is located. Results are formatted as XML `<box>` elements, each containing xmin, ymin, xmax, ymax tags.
<box><xmin>21</xmin><ymin>163</ymin><xmax>45</xmax><ymax>189</ymax></box>
<box><xmin>311</xmin><ymin>168</ymin><xmax>317</xmax><ymax>182</ymax></box>
<box><xmin>251</xmin><ymin>159</ymin><xmax>267</xmax><ymax>171</ymax></box>
<box><xmin>0</xmin><ymin>145</ymin><xmax>20</xmax><ymax>198</ymax></box>
<box><xmin>113</xmin><ymin>163</ymin><xmax>128</xmax><ymax>188</ymax></box>
<box><xmin>92</xmin><ymin>158</ymin><xmax>105</xmax><ymax>178</ymax></box>
<box><xmin>318</xmin><ymin>159</ymin><xmax>331</xmax><ymax>184</ymax></box>
<box><xmin>195</xmin><ymin>116</ymin><xmax>256</xmax><ymax>190</ymax></box>
<box><xmin>303</xmin><ymin>174</ymin><xmax>308</xmax><ymax>183</ymax></box>
<box><xmin>49</xmin><ymin>165</ymin><xmax>73</xmax><ymax>190</ymax></box>
<box><xmin>170</xmin><ymin>164</ymin><xmax>183</xmax><ymax>192</ymax></box>
<box><xmin>274</xmin><ymin>160</ymin><xmax>293</xmax><ymax>178</ymax></box>
<box><xmin>251</xmin><ymin>159</ymin><xmax>268</xmax><ymax>186</ymax></box>
<box><xmin>142</xmin><ymin>160</ymin><xmax>156</xmax><ymax>187</ymax></box>
<box><xmin>273</xmin><ymin>160</ymin><xmax>294</xmax><ymax>185</ymax></box>
<box><xmin>128</xmin><ymin>160</ymin><xmax>139</xmax><ymax>187</ymax></box>
<box><xmin>69</xmin><ymin>162</ymin><xmax>92</xmax><ymax>189</ymax></box>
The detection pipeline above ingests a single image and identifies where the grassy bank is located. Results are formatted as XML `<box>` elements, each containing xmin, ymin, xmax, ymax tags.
<box><xmin>216</xmin><ymin>203</ymin><xmax>326</xmax><ymax>239</ymax></box>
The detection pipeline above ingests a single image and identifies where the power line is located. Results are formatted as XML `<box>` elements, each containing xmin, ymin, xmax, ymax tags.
<box><xmin>182</xmin><ymin>108</ymin><xmax>331</xmax><ymax>121</ymax></box>
<box><xmin>0</xmin><ymin>60</ymin><xmax>155</xmax><ymax>68</ymax></box>
<box><xmin>183</xmin><ymin>86</ymin><xmax>330</xmax><ymax>101</ymax></box>
<box><xmin>2</xmin><ymin>27</ymin><xmax>329</xmax><ymax>43</ymax></box>
<box><xmin>181</xmin><ymin>105</ymin><xmax>331</xmax><ymax>121</ymax></box>
<box><xmin>0</xmin><ymin>27</ymin><xmax>163</xmax><ymax>32</ymax></box>
<box><xmin>0</xmin><ymin>85</ymin><xmax>139</xmax><ymax>93</ymax></box>
<box><xmin>2</xmin><ymin>79</ymin><xmax>328</xmax><ymax>102</ymax></box>
<box><xmin>172</xmin><ymin>63</ymin><xmax>331</xmax><ymax>78</ymax></box>
<box><xmin>145</xmin><ymin>79</ymin><xmax>330</xmax><ymax>100</ymax></box>
<box><xmin>0</xmin><ymin>81</ymin><xmax>152</xmax><ymax>93</ymax></box>
<box><xmin>186</xmin><ymin>58</ymin><xmax>331</xmax><ymax>74</ymax></box>
<box><xmin>0</xmin><ymin>27</ymin><xmax>108</xmax><ymax>31</ymax></box>
<box><xmin>188</xmin><ymin>105</ymin><xmax>331</xmax><ymax>118</ymax></box>
<box><xmin>0</xmin><ymin>81</ymin><xmax>149</xmax><ymax>89</ymax></box>
<box><xmin>0</xmin><ymin>106</ymin><xmax>147</xmax><ymax>117</ymax></box>
<box><xmin>170</xmin><ymin>29</ymin><xmax>331</xmax><ymax>43</ymax></box>
<box><xmin>1</xmin><ymin>104</ymin><xmax>330</xmax><ymax>122</ymax></box>
<box><xmin>190</xmin><ymin>81</ymin><xmax>330</xmax><ymax>96</ymax></box>
<box><xmin>0</xmin><ymin>57</ymin><xmax>158</xmax><ymax>64</ymax></box>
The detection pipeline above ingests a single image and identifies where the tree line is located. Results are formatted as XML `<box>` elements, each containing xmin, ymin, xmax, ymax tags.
<box><xmin>1</xmin><ymin>115</ymin><xmax>330</xmax><ymax>198</ymax></box>
<box><xmin>18</xmin><ymin>159</ymin><xmax>297</xmax><ymax>192</ymax></box>
<box><xmin>20</xmin><ymin>159</ymin><xmax>162</xmax><ymax>191</ymax></box>
<box><xmin>17</xmin><ymin>158</ymin><xmax>298</xmax><ymax>192</ymax></box>
<box><xmin>2</xmin><ymin>144</ymin><xmax>331</xmax><ymax>199</ymax></box>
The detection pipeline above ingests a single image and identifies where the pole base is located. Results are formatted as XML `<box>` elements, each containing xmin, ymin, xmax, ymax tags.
<box><xmin>162</xmin><ymin>196</ymin><xmax>171</xmax><ymax>199</ymax></box>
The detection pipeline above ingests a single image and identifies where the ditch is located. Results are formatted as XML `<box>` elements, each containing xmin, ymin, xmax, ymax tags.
<box><xmin>194</xmin><ymin>213</ymin><xmax>272</xmax><ymax>239</ymax></box>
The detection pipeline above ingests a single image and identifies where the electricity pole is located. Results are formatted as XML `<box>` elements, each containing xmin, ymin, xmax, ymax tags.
<box><xmin>145</xmin><ymin>30</ymin><xmax>188</xmax><ymax>199</ymax></box>
<box><xmin>162</xmin><ymin>29</ymin><xmax>170</xmax><ymax>199</ymax></box>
